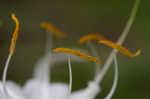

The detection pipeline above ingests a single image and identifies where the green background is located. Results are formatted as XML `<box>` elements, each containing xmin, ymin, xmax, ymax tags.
<box><xmin>0</xmin><ymin>0</ymin><xmax>149</xmax><ymax>98</ymax></box>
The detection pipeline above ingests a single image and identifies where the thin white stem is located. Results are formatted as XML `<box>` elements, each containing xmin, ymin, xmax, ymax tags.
<box><xmin>105</xmin><ymin>55</ymin><xmax>118</xmax><ymax>99</ymax></box>
<box><xmin>2</xmin><ymin>54</ymin><xmax>12</xmax><ymax>99</ymax></box>
<box><xmin>67</xmin><ymin>55</ymin><xmax>72</xmax><ymax>99</ymax></box>
<box><xmin>87</xmin><ymin>41</ymin><xmax>101</xmax><ymax>77</ymax></box>
<box><xmin>95</xmin><ymin>0</ymin><xmax>141</xmax><ymax>84</ymax></box>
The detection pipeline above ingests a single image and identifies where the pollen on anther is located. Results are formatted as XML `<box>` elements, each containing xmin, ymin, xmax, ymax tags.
<box><xmin>40</xmin><ymin>22</ymin><xmax>66</xmax><ymax>38</ymax></box>
<box><xmin>53</xmin><ymin>48</ymin><xmax>101</xmax><ymax>64</ymax></box>
<box><xmin>79</xmin><ymin>33</ymin><xmax>105</xmax><ymax>44</ymax></box>
<box><xmin>9</xmin><ymin>13</ymin><xmax>19</xmax><ymax>55</ymax></box>
<box><xmin>98</xmin><ymin>40</ymin><xmax>141</xmax><ymax>57</ymax></box>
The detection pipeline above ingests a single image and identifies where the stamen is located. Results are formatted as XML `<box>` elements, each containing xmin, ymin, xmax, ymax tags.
<box><xmin>40</xmin><ymin>22</ymin><xmax>66</xmax><ymax>38</ymax></box>
<box><xmin>98</xmin><ymin>40</ymin><xmax>141</xmax><ymax>57</ymax></box>
<box><xmin>2</xmin><ymin>13</ymin><xmax>20</xmax><ymax>99</ymax></box>
<box><xmin>53</xmin><ymin>48</ymin><xmax>101</xmax><ymax>64</ymax></box>
<box><xmin>79</xmin><ymin>33</ymin><xmax>105</xmax><ymax>44</ymax></box>
<box><xmin>9</xmin><ymin>13</ymin><xmax>19</xmax><ymax>55</ymax></box>
<box><xmin>105</xmin><ymin>55</ymin><xmax>118</xmax><ymax>99</ymax></box>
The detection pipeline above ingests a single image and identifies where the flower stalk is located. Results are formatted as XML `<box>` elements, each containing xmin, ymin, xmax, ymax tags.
<box><xmin>94</xmin><ymin>0</ymin><xmax>141</xmax><ymax>85</ymax></box>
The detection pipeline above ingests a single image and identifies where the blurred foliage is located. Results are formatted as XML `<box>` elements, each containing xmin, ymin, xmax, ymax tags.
<box><xmin>0</xmin><ymin>0</ymin><xmax>150</xmax><ymax>99</ymax></box>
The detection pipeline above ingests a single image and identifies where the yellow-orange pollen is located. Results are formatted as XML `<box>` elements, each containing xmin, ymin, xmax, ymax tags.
<box><xmin>40</xmin><ymin>22</ymin><xmax>66</xmax><ymax>38</ymax></box>
<box><xmin>79</xmin><ymin>33</ymin><xmax>105</xmax><ymax>44</ymax></box>
<box><xmin>9</xmin><ymin>13</ymin><xmax>19</xmax><ymax>55</ymax></box>
<box><xmin>53</xmin><ymin>48</ymin><xmax>101</xmax><ymax>64</ymax></box>
<box><xmin>98</xmin><ymin>40</ymin><xmax>141</xmax><ymax>57</ymax></box>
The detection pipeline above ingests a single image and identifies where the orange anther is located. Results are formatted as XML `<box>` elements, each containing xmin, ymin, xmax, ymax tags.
<box><xmin>9</xmin><ymin>13</ymin><xmax>19</xmax><ymax>55</ymax></box>
<box><xmin>79</xmin><ymin>33</ymin><xmax>105</xmax><ymax>44</ymax></box>
<box><xmin>53</xmin><ymin>48</ymin><xmax>101</xmax><ymax>64</ymax></box>
<box><xmin>99</xmin><ymin>40</ymin><xmax>141</xmax><ymax>57</ymax></box>
<box><xmin>40</xmin><ymin>22</ymin><xmax>66</xmax><ymax>38</ymax></box>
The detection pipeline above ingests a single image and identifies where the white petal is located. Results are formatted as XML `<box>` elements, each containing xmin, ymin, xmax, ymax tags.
<box><xmin>70</xmin><ymin>81</ymin><xmax>100</xmax><ymax>99</ymax></box>
<box><xmin>0</xmin><ymin>81</ymin><xmax>26</xmax><ymax>99</ymax></box>
<box><xmin>23</xmin><ymin>79</ymin><xmax>51</xmax><ymax>99</ymax></box>
<box><xmin>23</xmin><ymin>79</ymin><xmax>68</xmax><ymax>99</ymax></box>
<box><xmin>0</xmin><ymin>82</ymin><xmax>6</xmax><ymax>99</ymax></box>
<box><xmin>49</xmin><ymin>83</ymin><xmax>69</xmax><ymax>99</ymax></box>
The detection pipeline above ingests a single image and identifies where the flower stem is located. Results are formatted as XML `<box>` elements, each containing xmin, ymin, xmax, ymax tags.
<box><xmin>95</xmin><ymin>0</ymin><xmax>141</xmax><ymax>84</ymax></box>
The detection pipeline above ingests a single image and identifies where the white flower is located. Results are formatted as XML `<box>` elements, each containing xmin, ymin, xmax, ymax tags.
<box><xmin>0</xmin><ymin>0</ymin><xmax>141</xmax><ymax>98</ymax></box>
<box><xmin>0</xmin><ymin>13</ymin><xmax>100</xmax><ymax>99</ymax></box>
<box><xmin>0</xmin><ymin>51</ymin><xmax>100</xmax><ymax>99</ymax></box>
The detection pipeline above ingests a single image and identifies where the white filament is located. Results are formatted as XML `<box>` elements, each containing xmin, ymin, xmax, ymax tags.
<box><xmin>67</xmin><ymin>55</ymin><xmax>72</xmax><ymax>99</ymax></box>
<box><xmin>94</xmin><ymin>0</ymin><xmax>141</xmax><ymax>84</ymax></box>
<box><xmin>105</xmin><ymin>55</ymin><xmax>118</xmax><ymax>99</ymax></box>
<box><xmin>2</xmin><ymin>54</ymin><xmax>12</xmax><ymax>99</ymax></box>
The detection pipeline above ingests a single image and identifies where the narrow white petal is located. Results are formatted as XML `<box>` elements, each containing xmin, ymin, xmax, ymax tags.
<box><xmin>23</xmin><ymin>79</ymin><xmax>51</xmax><ymax>99</ymax></box>
<box><xmin>0</xmin><ymin>81</ymin><xmax>26</xmax><ymax>99</ymax></box>
<box><xmin>49</xmin><ymin>83</ymin><xmax>69</xmax><ymax>99</ymax></box>
<box><xmin>23</xmin><ymin>79</ymin><xmax>68</xmax><ymax>99</ymax></box>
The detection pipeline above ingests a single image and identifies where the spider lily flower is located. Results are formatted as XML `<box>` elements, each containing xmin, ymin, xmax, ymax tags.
<box><xmin>0</xmin><ymin>14</ymin><xmax>100</xmax><ymax>99</ymax></box>
<box><xmin>22</xmin><ymin>47</ymin><xmax>101</xmax><ymax>99</ymax></box>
